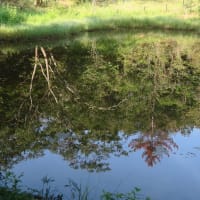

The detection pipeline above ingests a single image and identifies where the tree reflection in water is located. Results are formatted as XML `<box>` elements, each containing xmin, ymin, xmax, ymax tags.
<box><xmin>129</xmin><ymin>132</ymin><xmax>178</xmax><ymax>167</ymax></box>
<box><xmin>0</xmin><ymin>33</ymin><xmax>200</xmax><ymax>172</ymax></box>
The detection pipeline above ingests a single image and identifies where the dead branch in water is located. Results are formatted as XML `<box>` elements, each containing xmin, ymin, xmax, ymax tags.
<box><xmin>40</xmin><ymin>47</ymin><xmax>58</xmax><ymax>103</ymax></box>
<box><xmin>29</xmin><ymin>46</ymin><xmax>58</xmax><ymax>109</ymax></box>
<box><xmin>84</xmin><ymin>97</ymin><xmax>128</xmax><ymax>111</ymax></box>
<box><xmin>29</xmin><ymin>46</ymin><xmax>38</xmax><ymax>109</ymax></box>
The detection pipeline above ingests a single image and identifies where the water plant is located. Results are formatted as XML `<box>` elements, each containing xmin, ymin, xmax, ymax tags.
<box><xmin>0</xmin><ymin>171</ymin><xmax>34</xmax><ymax>200</ymax></box>
<box><xmin>101</xmin><ymin>187</ymin><xmax>151</xmax><ymax>200</ymax></box>
<box><xmin>0</xmin><ymin>171</ymin><xmax>150</xmax><ymax>200</ymax></box>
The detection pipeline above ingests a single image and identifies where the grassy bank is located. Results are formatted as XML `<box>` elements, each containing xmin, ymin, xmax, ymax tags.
<box><xmin>0</xmin><ymin>0</ymin><xmax>199</xmax><ymax>42</ymax></box>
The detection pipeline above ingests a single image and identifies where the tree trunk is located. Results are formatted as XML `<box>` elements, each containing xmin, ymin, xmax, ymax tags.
<box><xmin>34</xmin><ymin>0</ymin><xmax>43</xmax><ymax>6</ymax></box>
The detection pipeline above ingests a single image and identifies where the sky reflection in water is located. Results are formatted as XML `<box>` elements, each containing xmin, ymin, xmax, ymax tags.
<box><xmin>12</xmin><ymin>128</ymin><xmax>200</xmax><ymax>200</ymax></box>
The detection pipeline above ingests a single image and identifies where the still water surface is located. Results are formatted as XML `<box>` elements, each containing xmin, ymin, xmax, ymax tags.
<box><xmin>0</xmin><ymin>31</ymin><xmax>200</xmax><ymax>199</ymax></box>
<box><xmin>12</xmin><ymin>129</ymin><xmax>200</xmax><ymax>200</ymax></box>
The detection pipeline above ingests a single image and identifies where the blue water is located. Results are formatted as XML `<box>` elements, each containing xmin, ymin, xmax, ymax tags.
<box><xmin>12</xmin><ymin>128</ymin><xmax>200</xmax><ymax>200</ymax></box>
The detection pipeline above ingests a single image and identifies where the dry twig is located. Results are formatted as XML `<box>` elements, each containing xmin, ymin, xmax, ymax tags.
<box><xmin>29</xmin><ymin>46</ymin><xmax>58</xmax><ymax>109</ymax></box>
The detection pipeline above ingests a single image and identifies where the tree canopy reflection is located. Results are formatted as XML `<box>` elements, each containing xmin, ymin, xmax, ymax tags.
<box><xmin>0</xmin><ymin>34</ymin><xmax>200</xmax><ymax>170</ymax></box>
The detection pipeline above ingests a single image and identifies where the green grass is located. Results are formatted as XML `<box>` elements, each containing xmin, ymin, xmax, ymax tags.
<box><xmin>0</xmin><ymin>0</ymin><xmax>199</xmax><ymax>42</ymax></box>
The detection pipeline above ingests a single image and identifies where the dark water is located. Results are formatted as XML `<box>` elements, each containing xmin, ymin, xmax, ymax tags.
<box><xmin>0</xmin><ymin>31</ymin><xmax>200</xmax><ymax>199</ymax></box>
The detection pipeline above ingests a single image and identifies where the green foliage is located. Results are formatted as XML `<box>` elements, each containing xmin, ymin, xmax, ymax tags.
<box><xmin>101</xmin><ymin>187</ymin><xmax>151</xmax><ymax>200</ymax></box>
<box><xmin>0</xmin><ymin>6</ymin><xmax>26</xmax><ymax>25</ymax></box>
<box><xmin>0</xmin><ymin>188</ymin><xmax>34</xmax><ymax>200</ymax></box>
<box><xmin>65</xmin><ymin>179</ymin><xmax>89</xmax><ymax>200</ymax></box>
<box><xmin>28</xmin><ymin>176</ymin><xmax>63</xmax><ymax>200</ymax></box>
<box><xmin>0</xmin><ymin>171</ymin><xmax>148</xmax><ymax>200</ymax></box>
<box><xmin>0</xmin><ymin>171</ymin><xmax>34</xmax><ymax>200</ymax></box>
<box><xmin>0</xmin><ymin>172</ymin><xmax>63</xmax><ymax>199</ymax></box>
<box><xmin>0</xmin><ymin>171</ymin><xmax>22</xmax><ymax>190</ymax></box>
<box><xmin>183</xmin><ymin>0</ymin><xmax>199</xmax><ymax>13</ymax></box>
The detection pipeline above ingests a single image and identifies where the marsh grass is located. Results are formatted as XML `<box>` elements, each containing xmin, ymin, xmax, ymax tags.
<box><xmin>0</xmin><ymin>0</ymin><xmax>199</xmax><ymax>41</ymax></box>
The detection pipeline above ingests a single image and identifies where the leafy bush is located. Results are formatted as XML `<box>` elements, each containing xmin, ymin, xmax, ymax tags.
<box><xmin>0</xmin><ymin>6</ymin><xmax>26</xmax><ymax>25</ymax></box>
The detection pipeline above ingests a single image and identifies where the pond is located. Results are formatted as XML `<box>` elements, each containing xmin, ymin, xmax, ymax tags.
<box><xmin>0</xmin><ymin>30</ymin><xmax>200</xmax><ymax>200</ymax></box>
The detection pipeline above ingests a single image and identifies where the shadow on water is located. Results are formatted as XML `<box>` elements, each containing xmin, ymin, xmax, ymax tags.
<box><xmin>0</xmin><ymin>31</ymin><xmax>200</xmax><ymax>199</ymax></box>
